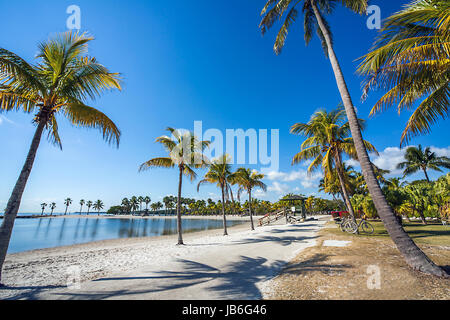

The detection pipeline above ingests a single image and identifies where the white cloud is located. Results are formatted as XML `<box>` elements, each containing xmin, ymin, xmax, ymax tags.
<box><xmin>266</xmin><ymin>169</ymin><xmax>322</xmax><ymax>183</ymax></box>
<box><xmin>345</xmin><ymin>145</ymin><xmax>450</xmax><ymax>176</ymax></box>
<box><xmin>267</xmin><ymin>182</ymin><xmax>290</xmax><ymax>194</ymax></box>
<box><xmin>0</xmin><ymin>115</ymin><xmax>15</xmax><ymax>125</ymax></box>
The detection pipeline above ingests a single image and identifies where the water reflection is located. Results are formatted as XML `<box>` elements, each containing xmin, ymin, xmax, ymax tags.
<box><xmin>8</xmin><ymin>217</ymin><xmax>244</xmax><ymax>254</ymax></box>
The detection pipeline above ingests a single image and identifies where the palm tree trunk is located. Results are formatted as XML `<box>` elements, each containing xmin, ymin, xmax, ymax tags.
<box><xmin>0</xmin><ymin>119</ymin><xmax>46</xmax><ymax>285</ymax></box>
<box><xmin>311</xmin><ymin>0</ymin><xmax>448</xmax><ymax>277</ymax></box>
<box><xmin>334</xmin><ymin>154</ymin><xmax>357</xmax><ymax>223</ymax></box>
<box><xmin>221</xmin><ymin>185</ymin><xmax>228</xmax><ymax>236</ymax></box>
<box><xmin>177</xmin><ymin>165</ymin><xmax>184</xmax><ymax>245</ymax></box>
<box><xmin>249</xmin><ymin>189</ymin><xmax>255</xmax><ymax>231</ymax></box>
<box><xmin>422</xmin><ymin>167</ymin><xmax>430</xmax><ymax>182</ymax></box>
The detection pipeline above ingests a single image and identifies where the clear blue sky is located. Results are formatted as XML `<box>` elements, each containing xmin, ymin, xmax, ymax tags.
<box><xmin>0</xmin><ymin>0</ymin><xmax>448</xmax><ymax>213</ymax></box>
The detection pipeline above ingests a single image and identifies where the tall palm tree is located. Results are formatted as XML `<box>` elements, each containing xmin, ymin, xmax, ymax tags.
<box><xmin>50</xmin><ymin>202</ymin><xmax>57</xmax><ymax>216</ymax></box>
<box><xmin>121</xmin><ymin>198</ymin><xmax>130</xmax><ymax>214</ymax></box>
<box><xmin>291</xmin><ymin>107</ymin><xmax>377</xmax><ymax>222</ymax></box>
<box><xmin>139</xmin><ymin>128</ymin><xmax>210</xmax><ymax>245</ymax></box>
<box><xmin>197</xmin><ymin>154</ymin><xmax>233</xmax><ymax>236</ymax></box>
<box><xmin>79</xmin><ymin>199</ymin><xmax>85</xmax><ymax>215</ymax></box>
<box><xmin>358</xmin><ymin>0</ymin><xmax>450</xmax><ymax>145</ymax></box>
<box><xmin>86</xmin><ymin>201</ymin><xmax>93</xmax><ymax>215</ymax></box>
<box><xmin>232</xmin><ymin>168</ymin><xmax>267</xmax><ymax>231</ymax></box>
<box><xmin>144</xmin><ymin>196</ymin><xmax>151</xmax><ymax>211</ymax></box>
<box><xmin>130</xmin><ymin>196</ymin><xmax>139</xmax><ymax>214</ymax></box>
<box><xmin>138</xmin><ymin>196</ymin><xmax>144</xmax><ymax>212</ymax></box>
<box><xmin>397</xmin><ymin>145</ymin><xmax>450</xmax><ymax>182</ymax></box>
<box><xmin>64</xmin><ymin>198</ymin><xmax>73</xmax><ymax>215</ymax></box>
<box><xmin>259</xmin><ymin>0</ymin><xmax>448</xmax><ymax>277</ymax></box>
<box><xmin>0</xmin><ymin>31</ymin><xmax>121</xmax><ymax>284</ymax></box>
<box><xmin>93</xmin><ymin>200</ymin><xmax>104</xmax><ymax>216</ymax></box>
<box><xmin>40</xmin><ymin>203</ymin><xmax>47</xmax><ymax>216</ymax></box>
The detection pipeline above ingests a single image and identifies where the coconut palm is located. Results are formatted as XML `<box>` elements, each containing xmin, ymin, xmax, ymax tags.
<box><xmin>291</xmin><ymin>107</ymin><xmax>377</xmax><ymax>222</ymax></box>
<box><xmin>121</xmin><ymin>198</ymin><xmax>130</xmax><ymax>214</ymax></box>
<box><xmin>0</xmin><ymin>31</ymin><xmax>121</xmax><ymax>283</ymax></box>
<box><xmin>40</xmin><ymin>203</ymin><xmax>47</xmax><ymax>216</ymax></box>
<box><xmin>197</xmin><ymin>154</ymin><xmax>233</xmax><ymax>236</ymax></box>
<box><xmin>130</xmin><ymin>196</ymin><xmax>139</xmax><ymax>214</ymax></box>
<box><xmin>86</xmin><ymin>201</ymin><xmax>93</xmax><ymax>215</ymax></box>
<box><xmin>93</xmin><ymin>200</ymin><xmax>104</xmax><ymax>216</ymax></box>
<box><xmin>50</xmin><ymin>202</ymin><xmax>57</xmax><ymax>216</ymax></box>
<box><xmin>358</xmin><ymin>0</ymin><xmax>450</xmax><ymax>145</ymax></box>
<box><xmin>397</xmin><ymin>145</ymin><xmax>450</xmax><ymax>182</ymax></box>
<box><xmin>144</xmin><ymin>196</ymin><xmax>151</xmax><ymax>211</ymax></box>
<box><xmin>137</xmin><ymin>196</ymin><xmax>144</xmax><ymax>212</ymax></box>
<box><xmin>64</xmin><ymin>198</ymin><xmax>73</xmax><ymax>215</ymax></box>
<box><xmin>139</xmin><ymin>128</ymin><xmax>210</xmax><ymax>245</ymax></box>
<box><xmin>259</xmin><ymin>0</ymin><xmax>448</xmax><ymax>277</ymax></box>
<box><xmin>232</xmin><ymin>168</ymin><xmax>267</xmax><ymax>231</ymax></box>
<box><xmin>79</xmin><ymin>199</ymin><xmax>85</xmax><ymax>215</ymax></box>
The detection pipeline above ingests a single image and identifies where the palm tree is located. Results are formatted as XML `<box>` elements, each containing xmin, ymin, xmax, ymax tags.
<box><xmin>358</xmin><ymin>0</ymin><xmax>450</xmax><ymax>145</ymax></box>
<box><xmin>64</xmin><ymin>198</ymin><xmax>73</xmax><ymax>215</ymax></box>
<box><xmin>397</xmin><ymin>145</ymin><xmax>450</xmax><ymax>182</ymax></box>
<box><xmin>232</xmin><ymin>168</ymin><xmax>267</xmax><ymax>231</ymax></box>
<box><xmin>79</xmin><ymin>199</ymin><xmax>85</xmax><ymax>215</ymax></box>
<box><xmin>144</xmin><ymin>196</ymin><xmax>151</xmax><ymax>211</ymax></box>
<box><xmin>138</xmin><ymin>196</ymin><xmax>144</xmax><ymax>212</ymax></box>
<box><xmin>0</xmin><ymin>31</ymin><xmax>121</xmax><ymax>284</ymax></box>
<box><xmin>291</xmin><ymin>107</ymin><xmax>377</xmax><ymax>222</ymax></box>
<box><xmin>93</xmin><ymin>200</ymin><xmax>104</xmax><ymax>216</ymax></box>
<box><xmin>86</xmin><ymin>201</ymin><xmax>93</xmax><ymax>215</ymax></box>
<box><xmin>130</xmin><ymin>196</ymin><xmax>139</xmax><ymax>214</ymax></box>
<box><xmin>197</xmin><ymin>154</ymin><xmax>233</xmax><ymax>236</ymax></box>
<box><xmin>121</xmin><ymin>198</ymin><xmax>130</xmax><ymax>214</ymax></box>
<box><xmin>50</xmin><ymin>202</ymin><xmax>57</xmax><ymax>216</ymax></box>
<box><xmin>259</xmin><ymin>0</ymin><xmax>448</xmax><ymax>277</ymax></box>
<box><xmin>139</xmin><ymin>127</ymin><xmax>210</xmax><ymax>245</ymax></box>
<box><xmin>40</xmin><ymin>203</ymin><xmax>47</xmax><ymax>216</ymax></box>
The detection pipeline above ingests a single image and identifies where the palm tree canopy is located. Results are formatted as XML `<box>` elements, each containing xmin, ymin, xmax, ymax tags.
<box><xmin>232</xmin><ymin>167</ymin><xmax>267</xmax><ymax>200</ymax></box>
<box><xmin>139</xmin><ymin>127</ymin><xmax>210</xmax><ymax>181</ymax></box>
<box><xmin>197</xmin><ymin>154</ymin><xmax>233</xmax><ymax>191</ymax></box>
<box><xmin>0</xmin><ymin>31</ymin><xmax>121</xmax><ymax>148</ymax></box>
<box><xmin>358</xmin><ymin>0</ymin><xmax>450</xmax><ymax>145</ymax></box>
<box><xmin>259</xmin><ymin>0</ymin><xmax>368</xmax><ymax>55</ymax></box>
<box><xmin>290</xmin><ymin>107</ymin><xmax>377</xmax><ymax>175</ymax></box>
<box><xmin>397</xmin><ymin>144</ymin><xmax>450</xmax><ymax>177</ymax></box>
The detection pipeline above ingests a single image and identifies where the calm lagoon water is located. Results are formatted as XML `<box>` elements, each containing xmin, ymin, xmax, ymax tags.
<box><xmin>5</xmin><ymin>217</ymin><xmax>244</xmax><ymax>254</ymax></box>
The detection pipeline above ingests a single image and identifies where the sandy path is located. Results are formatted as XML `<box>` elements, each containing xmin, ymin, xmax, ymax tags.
<box><xmin>0</xmin><ymin>216</ymin><xmax>327</xmax><ymax>300</ymax></box>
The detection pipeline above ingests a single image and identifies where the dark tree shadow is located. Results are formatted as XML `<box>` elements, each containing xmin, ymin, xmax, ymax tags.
<box><xmin>282</xmin><ymin>254</ymin><xmax>352</xmax><ymax>276</ymax></box>
<box><xmin>0</xmin><ymin>284</ymin><xmax>65</xmax><ymax>300</ymax></box>
<box><xmin>38</xmin><ymin>256</ymin><xmax>286</xmax><ymax>300</ymax></box>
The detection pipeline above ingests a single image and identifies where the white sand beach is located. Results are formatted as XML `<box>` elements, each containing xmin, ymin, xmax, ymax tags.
<box><xmin>0</xmin><ymin>216</ymin><xmax>328</xmax><ymax>300</ymax></box>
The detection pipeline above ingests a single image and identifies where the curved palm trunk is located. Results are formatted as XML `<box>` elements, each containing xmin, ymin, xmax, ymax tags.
<box><xmin>0</xmin><ymin>120</ymin><xmax>46</xmax><ymax>285</ymax></box>
<box><xmin>65</xmin><ymin>206</ymin><xmax>69</xmax><ymax>215</ymax></box>
<box><xmin>221</xmin><ymin>185</ymin><xmax>228</xmax><ymax>236</ymax></box>
<box><xmin>177</xmin><ymin>165</ymin><xmax>184</xmax><ymax>245</ymax></box>
<box><xmin>311</xmin><ymin>1</ymin><xmax>448</xmax><ymax>277</ymax></box>
<box><xmin>334</xmin><ymin>154</ymin><xmax>357</xmax><ymax>224</ymax></box>
<box><xmin>248</xmin><ymin>189</ymin><xmax>255</xmax><ymax>231</ymax></box>
<box><xmin>422</xmin><ymin>167</ymin><xmax>430</xmax><ymax>182</ymax></box>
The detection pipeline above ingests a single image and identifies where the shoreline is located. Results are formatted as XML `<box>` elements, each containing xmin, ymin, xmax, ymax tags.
<box><xmin>1</xmin><ymin>214</ymin><xmax>260</xmax><ymax>221</ymax></box>
<box><xmin>0</xmin><ymin>217</ymin><xmax>327</xmax><ymax>300</ymax></box>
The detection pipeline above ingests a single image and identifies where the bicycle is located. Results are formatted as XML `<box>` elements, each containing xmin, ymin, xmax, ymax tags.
<box><xmin>344</xmin><ymin>216</ymin><xmax>374</xmax><ymax>234</ymax></box>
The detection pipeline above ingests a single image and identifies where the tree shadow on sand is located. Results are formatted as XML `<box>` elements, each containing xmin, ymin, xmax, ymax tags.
<box><xmin>282</xmin><ymin>254</ymin><xmax>352</xmax><ymax>276</ymax></box>
<box><xmin>41</xmin><ymin>256</ymin><xmax>287</xmax><ymax>300</ymax></box>
<box><xmin>0</xmin><ymin>284</ymin><xmax>65</xmax><ymax>300</ymax></box>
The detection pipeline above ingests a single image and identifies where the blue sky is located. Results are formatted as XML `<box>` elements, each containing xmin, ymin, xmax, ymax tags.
<box><xmin>0</xmin><ymin>0</ymin><xmax>449</xmax><ymax>213</ymax></box>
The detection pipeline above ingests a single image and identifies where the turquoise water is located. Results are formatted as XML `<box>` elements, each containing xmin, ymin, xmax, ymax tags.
<box><xmin>5</xmin><ymin>217</ymin><xmax>243</xmax><ymax>254</ymax></box>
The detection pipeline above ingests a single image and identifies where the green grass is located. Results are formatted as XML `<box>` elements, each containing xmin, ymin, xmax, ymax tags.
<box><xmin>326</xmin><ymin>220</ymin><xmax>450</xmax><ymax>246</ymax></box>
